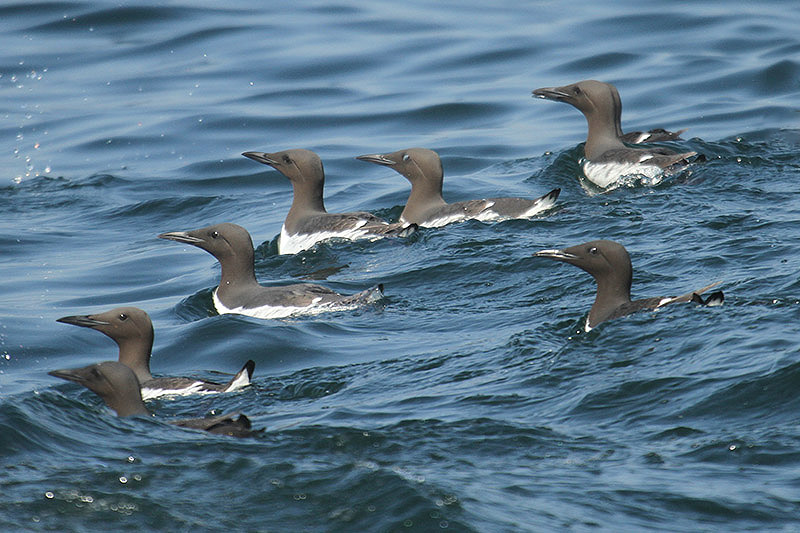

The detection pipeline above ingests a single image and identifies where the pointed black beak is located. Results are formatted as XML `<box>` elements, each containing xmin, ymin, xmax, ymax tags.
<box><xmin>532</xmin><ymin>87</ymin><xmax>571</xmax><ymax>101</ymax></box>
<box><xmin>56</xmin><ymin>315</ymin><xmax>110</xmax><ymax>328</ymax></box>
<box><xmin>355</xmin><ymin>153</ymin><xmax>397</xmax><ymax>166</ymax></box>
<box><xmin>242</xmin><ymin>151</ymin><xmax>278</xmax><ymax>167</ymax></box>
<box><xmin>157</xmin><ymin>231</ymin><xmax>204</xmax><ymax>245</ymax></box>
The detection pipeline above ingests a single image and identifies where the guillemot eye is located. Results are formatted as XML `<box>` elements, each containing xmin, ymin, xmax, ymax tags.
<box><xmin>211</xmin><ymin>231</ymin><xmax>219</xmax><ymax>239</ymax></box>
<box><xmin>282</xmin><ymin>155</ymin><xmax>292</xmax><ymax>164</ymax></box>
<box><xmin>402</xmin><ymin>154</ymin><xmax>410</xmax><ymax>162</ymax></box>
<box><xmin>589</xmin><ymin>246</ymin><xmax>598</xmax><ymax>255</ymax></box>
<box><xmin>574</xmin><ymin>87</ymin><xmax>582</xmax><ymax>95</ymax></box>
<box><xmin>118</xmin><ymin>313</ymin><xmax>128</xmax><ymax>321</ymax></box>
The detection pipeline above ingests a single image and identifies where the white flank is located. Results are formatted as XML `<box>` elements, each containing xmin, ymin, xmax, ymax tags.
<box><xmin>278</xmin><ymin>223</ymin><xmax>382</xmax><ymax>255</ymax></box>
<box><xmin>411</xmin><ymin>212</ymin><xmax>467</xmax><ymax>228</ymax></box>
<box><xmin>518</xmin><ymin>194</ymin><xmax>558</xmax><ymax>218</ymax></box>
<box><xmin>656</xmin><ymin>297</ymin><xmax>675</xmax><ymax>308</ymax></box>
<box><xmin>141</xmin><ymin>381</ymin><xmax>212</xmax><ymax>400</ymax></box>
<box><xmin>223</xmin><ymin>369</ymin><xmax>251</xmax><ymax>392</ymax></box>
<box><xmin>412</xmin><ymin>195</ymin><xmax>556</xmax><ymax>227</ymax></box>
<box><xmin>213</xmin><ymin>288</ymin><xmax>365</xmax><ymax>320</ymax></box>
<box><xmin>582</xmin><ymin>160</ymin><xmax>663</xmax><ymax>189</ymax></box>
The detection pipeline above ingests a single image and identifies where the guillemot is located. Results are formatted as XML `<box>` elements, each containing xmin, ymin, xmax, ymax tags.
<box><xmin>532</xmin><ymin>80</ymin><xmax>700</xmax><ymax>189</ymax></box>
<box><xmin>49</xmin><ymin>361</ymin><xmax>255</xmax><ymax>437</ymax></box>
<box><xmin>356</xmin><ymin>148</ymin><xmax>560</xmax><ymax>227</ymax></box>
<box><xmin>533</xmin><ymin>239</ymin><xmax>723</xmax><ymax>331</ymax></box>
<box><xmin>57</xmin><ymin>307</ymin><xmax>254</xmax><ymax>400</ymax></box>
<box><xmin>158</xmin><ymin>222</ymin><xmax>383</xmax><ymax>319</ymax></box>
<box><xmin>242</xmin><ymin>149</ymin><xmax>416</xmax><ymax>254</ymax></box>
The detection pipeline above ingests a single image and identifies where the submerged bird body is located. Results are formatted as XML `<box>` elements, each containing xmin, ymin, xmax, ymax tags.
<box><xmin>49</xmin><ymin>361</ymin><xmax>255</xmax><ymax>437</ymax></box>
<box><xmin>57</xmin><ymin>307</ymin><xmax>254</xmax><ymax>399</ymax></box>
<box><xmin>242</xmin><ymin>149</ymin><xmax>415</xmax><ymax>254</ymax></box>
<box><xmin>532</xmin><ymin>80</ymin><xmax>698</xmax><ymax>188</ymax></box>
<box><xmin>534</xmin><ymin>240</ymin><xmax>723</xmax><ymax>330</ymax></box>
<box><xmin>158</xmin><ymin>222</ymin><xmax>383</xmax><ymax>319</ymax></box>
<box><xmin>356</xmin><ymin>148</ymin><xmax>559</xmax><ymax>227</ymax></box>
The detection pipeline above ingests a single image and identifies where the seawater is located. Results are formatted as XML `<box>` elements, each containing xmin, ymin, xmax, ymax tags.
<box><xmin>2</xmin><ymin>1</ymin><xmax>800</xmax><ymax>531</ymax></box>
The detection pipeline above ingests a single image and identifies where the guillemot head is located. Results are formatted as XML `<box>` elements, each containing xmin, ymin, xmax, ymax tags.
<box><xmin>158</xmin><ymin>222</ymin><xmax>254</xmax><ymax>263</ymax></box>
<box><xmin>242</xmin><ymin>148</ymin><xmax>325</xmax><ymax>187</ymax></box>
<box><xmin>534</xmin><ymin>239</ymin><xmax>632</xmax><ymax>286</ymax></box>
<box><xmin>356</xmin><ymin>148</ymin><xmax>443</xmax><ymax>187</ymax></box>
<box><xmin>57</xmin><ymin>307</ymin><xmax>153</xmax><ymax>347</ymax></box>
<box><xmin>533</xmin><ymin>80</ymin><xmax>619</xmax><ymax>115</ymax></box>
<box><xmin>57</xmin><ymin>307</ymin><xmax>154</xmax><ymax>382</ymax></box>
<box><xmin>49</xmin><ymin>361</ymin><xmax>150</xmax><ymax>417</ymax></box>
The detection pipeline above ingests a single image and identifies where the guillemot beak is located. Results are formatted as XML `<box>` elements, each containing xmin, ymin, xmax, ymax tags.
<box><xmin>533</xmin><ymin>248</ymin><xmax>579</xmax><ymax>261</ymax></box>
<box><xmin>157</xmin><ymin>231</ymin><xmax>204</xmax><ymax>245</ymax></box>
<box><xmin>242</xmin><ymin>151</ymin><xmax>279</xmax><ymax>167</ymax></box>
<box><xmin>532</xmin><ymin>87</ymin><xmax>571</xmax><ymax>101</ymax></box>
<box><xmin>48</xmin><ymin>366</ymin><xmax>93</xmax><ymax>387</ymax></box>
<box><xmin>355</xmin><ymin>153</ymin><xmax>397</xmax><ymax>166</ymax></box>
<box><xmin>56</xmin><ymin>315</ymin><xmax>111</xmax><ymax>328</ymax></box>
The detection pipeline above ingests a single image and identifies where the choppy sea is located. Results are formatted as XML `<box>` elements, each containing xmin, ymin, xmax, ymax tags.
<box><xmin>2</xmin><ymin>1</ymin><xmax>800</xmax><ymax>531</ymax></box>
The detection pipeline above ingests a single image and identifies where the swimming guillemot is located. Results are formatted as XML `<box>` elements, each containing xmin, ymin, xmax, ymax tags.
<box><xmin>534</xmin><ymin>239</ymin><xmax>723</xmax><ymax>330</ymax></box>
<box><xmin>57</xmin><ymin>307</ymin><xmax>254</xmax><ymax>400</ymax></box>
<box><xmin>242</xmin><ymin>149</ymin><xmax>416</xmax><ymax>254</ymax></box>
<box><xmin>49</xmin><ymin>361</ymin><xmax>255</xmax><ymax>437</ymax></box>
<box><xmin>356</xmin><ymin>148</ymin><xmax>560</xmax><ymax>227</ymax></box>
<box><xmin>158</xmin><ymin>222</ymin><xmax>384</xmax><ymax>319</ymax></box>
<box><xmin>532</xmin><ymin>80</ymin><xmax>700</xmax><ymax>188</ymax></box>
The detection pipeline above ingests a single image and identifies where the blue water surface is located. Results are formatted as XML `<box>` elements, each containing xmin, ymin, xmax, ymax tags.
<box><xmin>2</xmin><ymin>1</ymin><xmax>800</xmax><ymax>531</ymax></box>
